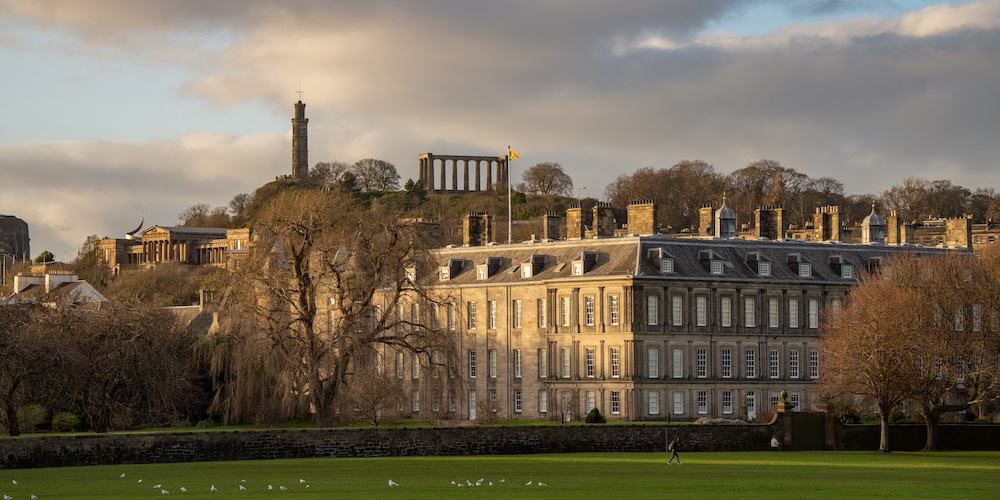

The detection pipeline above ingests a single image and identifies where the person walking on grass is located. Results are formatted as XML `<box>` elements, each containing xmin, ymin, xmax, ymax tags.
<box><xmin>667</xmin><ymin>437</ymin><xmax>681</xmax><ymax>464</ymax></box>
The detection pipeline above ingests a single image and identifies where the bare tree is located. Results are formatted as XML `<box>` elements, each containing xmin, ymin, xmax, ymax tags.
<box><xmin>202</xmin><ymin>190</ymin><xmax>455</xmax><ymax>427</ymax></box>
<box><xmin>351</xmin><ymin>158</ymin><xmax>401</xmax><ymax>192</ymax></box>
<box><xmin>179</xmin><ymin>203</ymin><xmax>231</xmax><ymax>228</ymax></box>
<box><xmin>345</xmin><ymin>363</ymin><xmax>404</xmax><ymax>426</ymax></box>
<box><xmin>0</xmin><ymin>304</ymin><xmax>49</xmax><ymax>436</ymax></box>
<box><xmin>310</xmin><ymin>161</ymin><xmax>350</xmax><ymax>186</ymax></box>
<box><xmin>821</xmin><ymin>261</ymin><xmax>924</xmax><ymax>453</ymax></box>
<box><xmin>519</xmin><ymin>162</ymin><xmax>574</xmax><ymax>196</ymax></box>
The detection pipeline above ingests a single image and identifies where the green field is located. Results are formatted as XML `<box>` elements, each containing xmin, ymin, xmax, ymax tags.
<box><xmin>0</xmin><ymin>451</ymin><xmax>997</xmax><ymax>499</ymax></box>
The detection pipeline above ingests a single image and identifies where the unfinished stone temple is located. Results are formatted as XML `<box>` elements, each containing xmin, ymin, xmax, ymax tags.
<box><xmin>417</xmin><ymin>153</ymin><xmax>509</xmax><ymax>192</ymax></box>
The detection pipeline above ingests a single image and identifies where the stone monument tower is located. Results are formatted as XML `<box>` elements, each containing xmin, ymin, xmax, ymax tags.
<box><xmin>291</xmin><ymin>99</ymin><xmax>309</xmax><ymax>179</ymax></box>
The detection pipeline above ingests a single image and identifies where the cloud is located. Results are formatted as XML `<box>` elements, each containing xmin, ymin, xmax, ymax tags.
<box><xmin>1</xmin><ymin>1</ymin><xmax>1000</xmax><ymax>260</ymax></box>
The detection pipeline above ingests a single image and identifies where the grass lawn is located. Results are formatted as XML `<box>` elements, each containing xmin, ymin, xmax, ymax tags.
<box><xmin>0</xmin><ymin>451</ymin><xmax>997</xmax><ymax>499</ymax></box>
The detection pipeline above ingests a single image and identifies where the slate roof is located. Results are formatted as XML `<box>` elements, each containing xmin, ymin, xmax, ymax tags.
<box><xmin>427</xmin><ymin>235</ymin><xmax>958</xmax><ymax>286</ymax></box>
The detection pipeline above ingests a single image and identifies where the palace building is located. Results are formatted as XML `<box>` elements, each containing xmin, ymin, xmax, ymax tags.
<box><xmin>384</xmin><ymin>200</ymin><xmax>960</xmax><ymax>422</ymax></box>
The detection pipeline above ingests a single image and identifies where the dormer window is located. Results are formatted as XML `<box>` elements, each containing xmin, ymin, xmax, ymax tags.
<box><xmin>572</xmin><ymin>252</ymin><xmax>598</xmax><ymax>276</ymax></box>
<box><xmin>522</xmin><ymin>254</ymin><xmax>543</xmax><ymax>279</ymax></box>
<box><xmin>572</xmin><ymin>262</ymin><xmax>584</xmax><ymax>276</ymax></box>
<box><xmin>841</xmin><ymin>264</ymin><xmax>854</xmax><ymax>279</ymax></box>
<box><xmin>799</xmin><ymin>263</ymin><xmax>812</xmax><ymax>277</ymax></box>
<box><xmin>439</xmin><ymin>266</ymin><xmax>451</xmax><ymax>281</ymax></box>
<box><xmin>710</xmin><ymin>260</ymin><xmax>723</xmax><ymax>275</ymax></box>
<box><xmin>477</xmin><ymin>266</ymin><xmax>488</xmax><ymax>280</ymax></box>
<box><xmin>522</xmin><ymin>265</ymin><xmax>533</xmax><ymax>278</ymax></box>
<box><xmin>758</xmin><ymin>261</ymin><xmax>771</xmax><ymax>277</ymax></box>
<box><xmin>660</xmin><ymin>257</ymin><xmax>674</xmax><ymax>274</ymax></box>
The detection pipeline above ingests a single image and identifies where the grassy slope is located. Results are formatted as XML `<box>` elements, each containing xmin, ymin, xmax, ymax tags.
<box><xmin>0</xmin><ymin>452</ymin><xmax>997</xmax><ymax>499</ymax></box>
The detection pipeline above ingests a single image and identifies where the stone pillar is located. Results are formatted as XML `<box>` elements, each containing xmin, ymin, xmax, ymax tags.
<box><xmin>486</xmin><ymin>161</ymin><xmax>493</xmax><ymax>191</ymax></box>
<box><xmin>451</xmin><ymin>159</ymin><xmax>458</xmax><ymax>191</ymax></box>
<box><xmin>475</xmin><ymin>161</ymin><xmax>482</xmax><ymax>191</ymax></box>
<box><xmin>439</xmin><ymin>159</ymin><xmax>446</xmax><ymax>193</ymax></box>
<box><xmin>462</xmin><ymin>160</ymin><xmax>470</xmax><ymax>191</ymax></box>
<box><xmin>426</xmin><ymin>158</ymin><xmax>435</xmax><ymax>191</ymax></box>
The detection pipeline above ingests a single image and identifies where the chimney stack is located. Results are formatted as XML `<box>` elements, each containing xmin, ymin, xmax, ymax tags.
<box><xmin>542</xmin><ymin>212</ymin><xmax>561</xmax><ymax>240</ymax></box>
<box><xmin>945</xmin><ymin>215</ymin><xmax>973</xmax><ymax>250</ymax></box>
<box><xmin>566</xmin><ymin>205</ymin><xmax>585</xmax><ymax>240</ymax></box>
<box><xmin>463</xmin><ymin>212</ymin><xmax>495</xmax><ymax>247</ymax></box>
<box><xmin>753</xmin><ymin>205</ymin><xmax>784</xmax><ymax>240</ymax></box>
<box><xmin>813</xmin><ymin>205</ymin><xmax>841</xmax><ymax>242</ymax></box>
<box><xmin>626</xmin><ymin>200</ymin><xmax>657</xmax><ymax>236</ymax></box>
<box><xmin>591</xmin><ymin>202</ymin><xmax>616</xmax><ymax>238</ymax></box>
<box><xmin>699</xmin><ymin>204</ymin><xmax>714</xmax><ymax>236</ymax></box>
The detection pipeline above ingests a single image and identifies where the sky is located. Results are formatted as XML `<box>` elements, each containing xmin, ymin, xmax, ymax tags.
<box><xmin>1</xmin><ymin>0</ymin><xmax>998</xmax><ymax>259</ymax></box>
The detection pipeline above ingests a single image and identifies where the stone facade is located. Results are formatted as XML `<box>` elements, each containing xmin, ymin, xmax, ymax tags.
<box><xmin>291</xmin><ymin>100</ymin><xmax>309</xmax><ymax>179</ymax></box>
<box><xmin>374</xmin><ymin>203</ymin><xmax>958</xmax><ymax>425</ymax></box>
<box><xmin>97</xmin><ymin>226</ymin><xmax>252</xmax><ymax>274</ymax></box>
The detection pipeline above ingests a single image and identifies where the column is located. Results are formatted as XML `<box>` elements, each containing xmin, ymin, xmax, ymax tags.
<box><xmin>426</xmin><ymin>158</ymin><xmax>434</xmax><ymax>191</ymax></box>
<box><xmin>439</xmin><ymin>159</ymin><xmax>446</xmax><ymax>193</ymax></box>
<box><xmin>462</xmin><ymin>160</ymin><xmax>469</xmax><ymax>191</ymax></box>
<box><xmin>451</xmin><ymin>159</ymin><xmax>458</xmax><ymax>191</ymax></box>
<box><xmin>475</xmin><ymin>160</ymin><xmax>482</xmax><ymax>191</ymax></box>
<box><xmin>486</xmin><ymin>161</ymin><xmax>493</xmax><ymax>191</ymax></box>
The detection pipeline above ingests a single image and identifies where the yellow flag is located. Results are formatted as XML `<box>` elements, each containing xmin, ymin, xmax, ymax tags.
<box><xmin>508</xmin><ymin>146</ymin><xmax>520</xmax><ymax>160</ymax></box>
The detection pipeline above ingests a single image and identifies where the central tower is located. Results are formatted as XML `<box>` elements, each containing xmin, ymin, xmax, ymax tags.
<box><xmin>291</xmin><ymin>100</ymin><xmax>309</xmax><ymax>179</ymax></box>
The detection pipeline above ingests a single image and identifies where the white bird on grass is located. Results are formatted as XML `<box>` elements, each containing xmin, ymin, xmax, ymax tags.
<box><xmin>153</xmin><ymin>484</ymin><xmax>162</xmax><ymax>489</ymax></box>
<box><xmin>466</xmin><ymin>480</ymin><xmax>472</xmax><ymax>486</ymax></box>
<box><xmin>450</xmin><ymin>481</ymin><xmax>456</xmax><ymax>486</ymax></box>
<box><xmin>210</xmin><ymin>484</ymin><xmax>217</xmax><ymax>492</ymax></box>
<box><xmin>457</xmin><ymin>483</ymin><xmax>464</xmax><ymax>488</ymax></box>
<box><xmin>161</xmin><ymin>489</ymin><xmax>170</xmax><ymax>495</ymax></box>
<box><xmin>11</xmin><ymin>480</ymin><xmax>17</xmax><ymax>485</ymax></box>
<box><xmin>305</xmin><ymin>485</ymin><xmax>311</xmax><ymax>489</ymax></box>
<box><xmin>499</xmin><ymin>479</ymin><xmax>506</xmax><ymax>484</ymax></box>
<box><xmin>488</xmin><ymin>481</ymin><xmax>493</xmax><ymax>486</ymax></box>
<box><xmin>525</xmin><ymin>480</ymin><xmax>533</xmax><ymax>486</ymax></box>
<box><xmin>138</xmin><ymin>479</ymin><xmax>144</xmax><ymax>484</ymax></box>
<box><xmin>239</xmin><ymin>484</ymin><xmax>247</xmax><ymax>492</ymax></box>
<box><xmin>299</xmin><ymin>479</ymin><xmax>306</xmax><ymax>484</ymax></box>
<box><xmin>267</xmin><ymin>484</ymin><xmax>273</xmax><ymax>491</ymax></box>
<box><xmin>279</xmin><ymin>486</ymin><xmax>288</xmax><ymax>491</ymax></box>
<box><xmin>538</xmin><ymin>482</ymin><xmax>547</xmax><ymax>487</ymax></box>
<box><xmin>388</xmin><ymin>480</ymin><xmax>399</xmax><ymax>487</ymax></box>
<box><xmin>31</xmin><ymin>496</ymin><xmax>39</xmax><ymax>500</ymax></box>
<box><xmin>119</xmin><ymin>473</ymin><xmax>126</xmax><ymax>479</ymax></box>
<box><xmin>179</xmin><ymin>486</ymin><xmax>188</xmax><ymax>493</ymax></box>
<box><xmin>4</xmin><ymin>494</ymin><xmax>13</xmax><ymax>500</ymax></box>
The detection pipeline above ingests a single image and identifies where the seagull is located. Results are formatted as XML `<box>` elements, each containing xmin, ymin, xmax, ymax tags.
<box><xmin>476</xmin><ymin>479</ymin><xmax>483</xmax><ymax>486</ymax></box>
<box><xmin>466</xmin><ymin>480</ymin><xmax>472</xmax><ymax>486</ymax></box>
<box><xmin>11</xmin><ymin>480</ymin><xmax>17</xmax><ymax>485</ymax></box>
<box><xmin>4</xmin><ymin>494</ymin><xmax>13</xmax><ymax>500</ymax></box>
<box><xmin>299</xmin><ymin>479</ymin><xmax>306</xmax><ymax>484</ymax></box>
<box><xmin>279</xmin><ymin>486</ymin><xmax>288</xmax><ymax>491</ymax></box>
<box><xmin>161</xmin><ymin>489</ymin><xmax>170</xmax><ymax>495</ymax></box>
<box><xmin>538</xmin><ymin>482</ymin><xmax>548</xmax><ymax>487</ymax></box>
<box><xmin>388</xmin><ymin>480</ymin><xmax>399</xmax><ymax>487</ymax></box>
<box><xmin>526</xmin><ymin>481</ymin><xmax>533</xmax><ymax>486</ymax></box>
<box><xmin>239</xmin><ymin>484</ymin><xmax>247</xmax><ymax>492</ymax></box>
<box><xmin>267</xmin><ymin>484</ymin><xmax>273</xmax><ymax>491</ymax></box>
<box><xmin>153</xmin><ymin>484</ymin><xmax>162</xmax><ymax>489</ymax></box>
<box><xmin>499</xmin><ymin>479</ymin><xmax>506</xmax><ymax>484</ymax></box>
<box><xmin>488</xmin><ymin>481</ymin><xmax>493</xmax><ymax>486</ymax></box>
<box><xmin>305</xmin><ymin>485</ymin><xmax>311</xmax><ymax>489</ymax></box>
<box><xmin>138</xmin><ymin>479</ymin><xmax>144</xmax><ymax>484</ymax></box>
<box><xmin>30</xmin><ymin>496</ymin><xmax>38</xmax><ymax>500</ymax></box>
<box><xmin>457</xmin><ymin>483</ymin><xmax>464</xmax><ymax>488</ymax></box>
<box><xmin>210</xmin><ymin>484</ymin><xmax>217</xmax><ymax>492</ymax></box>
<box><xmin>119</xmin><ymin>473</ymin><xmax>126</xmax><ymax>479</ymax></box>
<box><xmin>179</xmin><ymin>487</ymin><xmax>188</xmax><ymax>493</ymax></box>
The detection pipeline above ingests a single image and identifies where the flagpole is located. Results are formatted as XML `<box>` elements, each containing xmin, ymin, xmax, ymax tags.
<box><xmin>507</xmin><ymin>146</ymin><xmax>513</xmax><ymax>244</ymax></box>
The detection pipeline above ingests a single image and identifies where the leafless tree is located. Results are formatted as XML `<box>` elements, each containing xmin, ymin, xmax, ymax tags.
<box><xmin>351</xmin><ymin>158</ymin><xmax>401</xmax><ymax>192</ymax></box>
<box><xmin>821</xmin><ymin>260</ymin><xmax>925</xmax><ymax>453</ymax></box>
<box><xmin>345</xmin><ymin>361</ymin><xmax>404</xmax><ymax>426</ymax></box>
<box><xmin>202</xmin><ymin>190</ymin><xmax>455</xmax><ymax>427</ymax></box>
<box><xmin>0</xmin><ymin>304</ymin><xmax>50</xmax><ymax>436</ymax></box>
<box><xmin>519</xmin><ymin>162</ymin><xmax>574</xmax><ymax>196</ymax></box>
<box><xmin>310</xmin><ymin>161</ymin><xmax>350</xmax><ymax>186</ymax></box>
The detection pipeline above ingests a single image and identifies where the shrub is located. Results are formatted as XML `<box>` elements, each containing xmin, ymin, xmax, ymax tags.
<box><xmin>585</xmin><ymin>408</ymin><xmax>606</xmax><ymax>424</ymax></box>
<box><xmin>51</xmin><ymin>412</ymin><xmax>80</xmax><ymax>432</ymax></box>
<box><xmin>889</xmin><ymin>408</ymin><xmax>908</xmax><ymax>424</ymax></box>
<box><xmin>17</xmin><ymin>404</ymin><xmax>47</xmax><ymax>433</ymax></box>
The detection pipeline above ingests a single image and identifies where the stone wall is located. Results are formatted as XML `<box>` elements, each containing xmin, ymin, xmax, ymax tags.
<box><xmin>0</xmin><ymin>423</ymin><xmax>776</xmax><ymax>469</ymax></box>
<box><xmin>834</xmin><ymin>423</ymin><xmax>1000</xmax><ymax>451</ymax></box>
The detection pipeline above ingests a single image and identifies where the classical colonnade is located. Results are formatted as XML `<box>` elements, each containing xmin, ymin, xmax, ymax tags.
<box><xmin>418</xmin><ymin>153</ymin><xmax>509</xmax><ymax>192</ymax></box>
<box><xmin>137</xmin><ymin>239</ymin><xmax>227</xmax><ymax>265</ymax></box>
